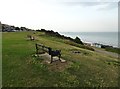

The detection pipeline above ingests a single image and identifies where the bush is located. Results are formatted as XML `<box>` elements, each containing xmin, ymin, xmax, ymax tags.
<box><xmin>74</xmin><ymin>37</ymin><xmax>83</xmax><ymax>45</ymax></box>
<box><xmin>38</xmin><ymin>29</ymin><xmax>84</xmax><ymax>45</ymax></box>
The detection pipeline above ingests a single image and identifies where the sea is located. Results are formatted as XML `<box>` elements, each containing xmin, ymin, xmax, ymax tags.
<box><xmin>59</xmin><ymin>32</ymin><xmax>119</xmax><ymax>48</ymax></box>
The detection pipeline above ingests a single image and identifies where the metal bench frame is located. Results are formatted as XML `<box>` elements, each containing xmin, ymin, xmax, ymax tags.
<box><xmin>35</xmin><ymin>43</ymin><xmax>61</xmax><ymax>63</ymax></box>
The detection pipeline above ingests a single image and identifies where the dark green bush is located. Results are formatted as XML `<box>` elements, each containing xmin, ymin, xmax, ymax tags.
<box><xmin>74</xmin><ymin>36</ymin><xmax>83</xmax><ymax>45</ymax></box>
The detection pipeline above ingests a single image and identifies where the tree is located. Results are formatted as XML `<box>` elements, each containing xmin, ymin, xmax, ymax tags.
<box><xmin>15</xmin><ymin>27</ymin><xmax>20</xmax><ymax>31</ymax></box>
<box><xmin>41</xmin><ymin>29</ymin><xmax>46</xmax><ymax>32</ymax></box>
<box><xmin>74</xmin><ymin>36</ymin><xmax>83</xmax><ymax>45</ymax></box>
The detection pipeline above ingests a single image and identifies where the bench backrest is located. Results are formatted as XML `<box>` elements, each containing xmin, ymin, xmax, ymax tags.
<box><xmin>36</xmin><ymin>44</ymin><xmax>49</xmax><ymax>53</ymax></box>
<box><xmin>27</xmin><ymin>35</ymin><xmax>35</xmax><ymax>40</ymax></box>
<box><xmin>48</xmin><ymin>47</ymin><xmax>61</xmax><ymax>56</ymax></box>
<box><xmin>36</xmin><ymin>43</ymin><xmax>61</xmax><ymax>56</ymax></box>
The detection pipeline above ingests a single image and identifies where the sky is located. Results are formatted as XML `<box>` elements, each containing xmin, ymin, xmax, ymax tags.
<box><xmin>0</xmin><ymin>0</ymin><xmax>119</xmax><ymax>32</ymax></box>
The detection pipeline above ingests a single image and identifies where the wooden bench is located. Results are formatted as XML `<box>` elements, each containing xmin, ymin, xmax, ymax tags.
<box><xmin>35</xmin><ymin>43</ymin><xmax>61</xmax><ymax>63</ymax></box>
<box><xmin>27</xmin><ymin>35</ymin><xmax>35</xmax><ymax>41</ymax></box>
<box><xmin>35</xmin><ymin>43</ymin><xmax>49</xmax><ymax>54</ymax></box>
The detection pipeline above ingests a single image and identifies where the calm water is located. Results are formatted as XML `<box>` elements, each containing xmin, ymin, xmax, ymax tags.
<box><xmin>59</xmin><ymin>32</ymin><xmax>118</xmax><ymax>47</ymax></box>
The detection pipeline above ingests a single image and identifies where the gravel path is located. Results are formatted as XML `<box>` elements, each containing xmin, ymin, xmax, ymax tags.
<box><xmin>94</xmin><ymin>48</ymin><xmax>119</xmax><ymax>59</ymax></box>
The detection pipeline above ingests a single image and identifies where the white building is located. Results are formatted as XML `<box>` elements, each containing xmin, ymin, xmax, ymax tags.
<box><xmin>92</xmin><ymin>43</ymin><xmax>102</xmax><ymax>48</ymax></box>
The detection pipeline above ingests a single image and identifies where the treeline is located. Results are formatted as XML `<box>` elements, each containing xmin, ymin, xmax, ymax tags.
<box><xmin>36</xmin><ymin>29</ymin><xmax>84</xmax><ymax>45</ymax></box>
<box><xmin>36</xmin><ymin>29</ymin><xmax>95</xmax><ymax>51</ymax></box>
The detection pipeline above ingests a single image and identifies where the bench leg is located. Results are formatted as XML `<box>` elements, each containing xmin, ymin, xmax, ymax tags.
<box><xmin>50</xmin><ymin>56</ymin><xmax>53</xmax><ymax>64</ymax></box>
<box><xmin>36</xmin><ymin>49</ymin><xmax>38</xmax><ymax>54</ymax></box>
<box><xmin>58</xmin><ymin>55</ymin><xmax>61</xmax><ymax>62</ymax></box>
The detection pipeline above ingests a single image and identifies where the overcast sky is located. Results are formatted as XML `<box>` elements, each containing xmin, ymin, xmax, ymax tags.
<box><xmin>0</xmin><ymin>0</ymin><xmax>119</xmax><ymax>32</ymax></box>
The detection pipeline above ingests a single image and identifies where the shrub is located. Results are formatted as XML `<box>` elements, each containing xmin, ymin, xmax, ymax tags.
<box><xmin>74</xmin><ymin>37</ymin><xmax>83</xmax><ymax>45</ymax></box>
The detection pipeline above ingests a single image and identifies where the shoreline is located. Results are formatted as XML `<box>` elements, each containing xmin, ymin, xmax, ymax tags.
<box><xmin>83</xmin><ymin>41</ymin><xmax>119</xmax><ymax>48</ymax></box>
<box><xmin>59</xmin><ymin>32</ymin><xmax>118</xmax><ymax>48</ymax></box>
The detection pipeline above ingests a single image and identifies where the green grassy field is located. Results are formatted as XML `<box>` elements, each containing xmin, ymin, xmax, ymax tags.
<box><xmin>2</xmin><ymin>31</ymin><xmax>119</xmax><ymax>87</ymax></box>
<box><xmin>104</xmin><ymin>47</ymin><xmax>120</xmax><ymax>54</ymax></box>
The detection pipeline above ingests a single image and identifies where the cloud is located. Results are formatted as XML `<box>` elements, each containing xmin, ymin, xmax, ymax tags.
<box><xmin>35</xmin><ymin>0</ymin><xmax>118</xmax><ymax>10</ymax></box>
<box><xmin>62</xmin><ymin>2</ymin><xmax>118</xmax><ymax>10</ymax></box>
<box><xmin>96</xmin><ymin>2</ymin><xmax>118</xmax><ymax>10</ymax></box>
<box><xmin>63</xmin><ymin>2</ymin><xmax>105</xmax><ymax>6</ymax></box>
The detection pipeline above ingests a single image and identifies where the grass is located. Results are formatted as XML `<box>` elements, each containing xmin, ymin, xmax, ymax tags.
<box><xmin>2</xmin><ymin>31</ymin><xmax>119</xmax><ymax>87</ymax></box>
<box><xmin>104</xmin><ymin>47</ymin><xmax>120</xmax><ymax>54</ymax></box>
<box><xmin>64</xmin><ymin>40</ymin><xmax>94</xmax><ymax>51</ymax></box>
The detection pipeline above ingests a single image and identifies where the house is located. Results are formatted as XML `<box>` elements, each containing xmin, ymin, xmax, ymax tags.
<box><xmin>92</xmin><ymin>43</ymin><xmax>113</xmax><ymax>48</ymax></box>
<box><xmin>92</xmin><ymin>43</ymin><xmax>102</xmax><ymax>48</ymax></box>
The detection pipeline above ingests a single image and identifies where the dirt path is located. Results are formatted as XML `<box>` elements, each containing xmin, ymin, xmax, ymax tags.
<box><xmin>37</xmin><ymin>53</ymin><xmax>66</xmax><ymax>63</ymax></box>
<box><xmin>94</xmin><ymin>48</ymin><xmax>119</xmax><ymax>59</ymax></box>
<box><xmin>36</xmin><ymin>53</ymin><xmax>69</xmax><ymax>72</ymax></box>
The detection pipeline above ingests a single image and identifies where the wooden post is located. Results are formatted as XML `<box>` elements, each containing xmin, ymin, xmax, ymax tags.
<box><xmin>42</xmin><ymin>45</ymin><xmax>44</xmax><ymax>51</ymax></box>
<box><xmin>50</xmin><ymin>55</ymin><xmax>53</xmax><ymax>63</ymax></box>
<box><xmin>35</xmin><ymin>44</ymin><xmax>38</xmax><ymax>54</ymax></box>
<box><xmin>58</xmin><ymin>54</ymin><xmax>61</xmax><ymax>61</ymax></box>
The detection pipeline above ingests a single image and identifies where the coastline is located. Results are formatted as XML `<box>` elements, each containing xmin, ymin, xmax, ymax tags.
<box><xmin>59</xmin><ymin>32</ymin><xmax>118</xmax><ymax>48</ymax></box>
<box><xmin>83</xmin><ymin>41</ymin><xmax>119</xmax><ymax>48</ymax></box>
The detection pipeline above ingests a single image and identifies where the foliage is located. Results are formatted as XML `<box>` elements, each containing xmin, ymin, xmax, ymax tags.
<box><xmin>36</xmin><ymin>29</ymin><xmax>84</xmax><ymax>45</ymax></box>
<box><xmin>74</xmin><ymin>36</ymin><xmax>83</xmax><ymax>45</ymax></box>
<box><xmin>15</xmin><ymin>27</ymin><xmax>20</xmax><ymax>30</ymax></box>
